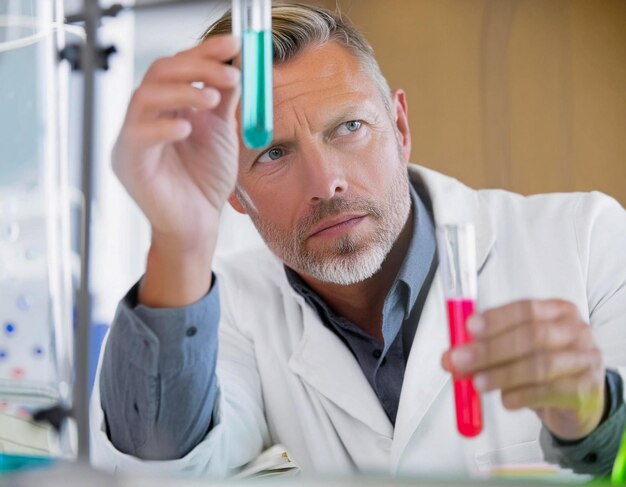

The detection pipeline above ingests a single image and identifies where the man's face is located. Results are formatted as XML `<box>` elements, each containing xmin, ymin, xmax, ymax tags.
<box><xmin>232</xmin><ymin>42</ymin><xmax>412</xmax><ymax>285</ymax></box>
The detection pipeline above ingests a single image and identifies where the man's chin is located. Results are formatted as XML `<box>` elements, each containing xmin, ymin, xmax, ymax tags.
<box><xmin>296</xmin><ymin>246</ymin><xmax>388</xmax><ymax>285</ymax></box>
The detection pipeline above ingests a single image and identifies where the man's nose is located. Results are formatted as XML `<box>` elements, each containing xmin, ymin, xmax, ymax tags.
<box><xmin>300</xmin><ymin>147</ymin><xmax>348</xmax><ymax>203</ymax></box>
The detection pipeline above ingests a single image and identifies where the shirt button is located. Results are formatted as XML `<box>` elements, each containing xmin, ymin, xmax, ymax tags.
<box><xmin>372</xmin><ymin>349</ymin><xmax>382</xmax><ymax>359</ymax></box>
<box><xmin>186</xmin><ymin>326</ymin><xmax>198</xmax><ymax>337</ymax></box>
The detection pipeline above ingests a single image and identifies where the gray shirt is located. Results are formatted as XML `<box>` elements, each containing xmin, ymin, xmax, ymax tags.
<box><xmin>284</xmin><ymin>184</ymin><xmax>437</xmax><ymax>423</ymax></box>
<box><xmin>100</xmin><ymin>180</ymin><xmax>626</xmax><ymax>474</ymax></box>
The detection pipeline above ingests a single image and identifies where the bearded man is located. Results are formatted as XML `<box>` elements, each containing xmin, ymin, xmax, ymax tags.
<box><xmin>92</xmin><ymin>3</ymin><xmax>626</xmax><ymax>479</ymax></box>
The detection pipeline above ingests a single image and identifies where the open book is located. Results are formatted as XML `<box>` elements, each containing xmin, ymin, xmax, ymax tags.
<box><xmin>232</xmin><ymin>445</ymin><xmax>301</xmax><ymax>479</ymax></box>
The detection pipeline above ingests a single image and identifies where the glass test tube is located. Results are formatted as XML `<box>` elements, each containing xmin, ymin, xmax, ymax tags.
<box><xmin>232</xmin><ymin>0</ymin><xmax>273</xmax><ymax>149</ymax></box>
<box><xmin>436</xmin><ymin>223</ymin><xmax>483</xmax><ymax>437</ymax></box>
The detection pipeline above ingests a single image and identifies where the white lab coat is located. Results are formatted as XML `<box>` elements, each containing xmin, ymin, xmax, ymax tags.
<box><xmin>90</xmin><ymin>165</ymin><xmax>626</xmax><ymax>477</ymax></box>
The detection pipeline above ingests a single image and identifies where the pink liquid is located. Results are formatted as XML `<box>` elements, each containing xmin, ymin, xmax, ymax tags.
<box><xmin>447</xmin><ymin>298</ymin><xmax>483</xmax><ymax>437</ymax></box>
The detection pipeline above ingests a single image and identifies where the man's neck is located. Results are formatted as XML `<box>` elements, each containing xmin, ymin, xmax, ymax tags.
<box><xmin>298</xmin><ymin>207</ymin><xmax>414</xmax><ymax>343</ymax></box>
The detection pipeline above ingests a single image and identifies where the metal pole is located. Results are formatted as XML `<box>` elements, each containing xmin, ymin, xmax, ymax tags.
<box><xmin>74</xmin><ymin>0</ymin><xmax>101</xmax><ymax>464</ymax></box>
<box><xmin>69</xmin><ymin>0</ymin><xmax>227</xmax><ymax>464</ymax></box>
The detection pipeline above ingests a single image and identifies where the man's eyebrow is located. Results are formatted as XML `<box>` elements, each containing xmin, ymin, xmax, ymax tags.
<box><xmin>239</xmin><ymin>100</ymin><xmax>383</xmax><ymax>168</ymax></box>
<box><xmin>260</xmin><ymin>101</ymin><xmax>381</xmax><ymax>150</ymax></box>
<box><xmin>324</xmin><ymin>103</ymin><xmax>380</xmax><ymax>131</ymax></box>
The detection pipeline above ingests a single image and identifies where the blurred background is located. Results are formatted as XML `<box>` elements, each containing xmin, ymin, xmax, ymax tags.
<box><xmin>4</xmin><ymin>0</ymin><xmax>626</xmax><ymax>326</ymax></box>
<box><xmin>323</xmin><ymin>0</ymin><xmax>626</xmax><ymax>202</ymax></box>
<box><xmin>96</xmin><ymin>0</ymin><xmax>626</xmax><ymax>324</ymax></box>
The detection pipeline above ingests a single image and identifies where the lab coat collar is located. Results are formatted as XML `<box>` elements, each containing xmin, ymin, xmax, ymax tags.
<box><xmin>408</xmin><ymin>164</ymin><xmax>496</xmax><ymax>271</ymax></box>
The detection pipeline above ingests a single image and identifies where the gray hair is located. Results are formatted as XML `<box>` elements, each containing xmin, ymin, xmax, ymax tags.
<box><xmin>200</xmin><ymin>2</ymin><xmax>393</xmax><ymax>114</ymax></box>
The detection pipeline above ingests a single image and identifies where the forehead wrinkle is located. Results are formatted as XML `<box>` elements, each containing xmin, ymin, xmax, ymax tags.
<box><xmin>274</xmin><ymin>64</ymin><xmax>365</xmax><ymax>109</ymax></box>
<box><xmin>274</xmin><ymin>91</ymin><xmax>375</xmax><ymax>137</ymax></box>
<box><xmin>271</xmin><ymin>48</ymin><xmax>383</xmax><ymax>144</ymax></box>
<box><xmin>293</xmin><ymin>105</ymin><xmax>311</xmax><ymax>136</ymax></box>
<box><xmin>274</xmin><ymin>77</ymin><xmax>345</xmax><ymax>111</ymax></box>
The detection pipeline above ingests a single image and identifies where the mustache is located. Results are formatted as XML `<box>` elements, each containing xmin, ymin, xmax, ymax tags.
<box><xmin>296</xmin><ymin>197</ymin><xmax>383</xmax><ymax>241</ymax></box>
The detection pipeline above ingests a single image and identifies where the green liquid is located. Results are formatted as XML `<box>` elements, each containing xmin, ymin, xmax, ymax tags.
<box><xmin>242</xmin><ymin>29</ymin><xmax>273</xmax><ymax>149</ymax></box>
<box><xmin>0</xmin><ymin>453</ymin><xmax>53</xmax><ymax>475</ymax></box>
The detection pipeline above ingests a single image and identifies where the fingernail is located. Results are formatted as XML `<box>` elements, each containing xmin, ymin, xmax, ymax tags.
<box><xmin>473</xmin><ymin>373</ymin><xmax>488</xmax><ymax>391</ymax></box>
<box><xmin>467</xmin><ymin>314</ymin><xmax>485</xmax><ymax>335</ymax></box>
<box><xmin>442</xmin><ymin>351</ymin><xmax>453</xmax><ymax>371</ymax></box>
<box><xmin>202</xmin><ymin>86</ymin><xmax>213</xmax><ymax>95</ymax></box>
<box><xmin>450</xmin><ymin>348</ymin><xmax>473</xmax><ymax>370</ymax></box>
<box><xmin>203</xmin><ymin>88</ymin><xmax>221</xmax><ymax>105</ymax></box>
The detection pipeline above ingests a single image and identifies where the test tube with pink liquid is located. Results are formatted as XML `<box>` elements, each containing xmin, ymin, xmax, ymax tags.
<box><xmin>436</xmin><ymin>223</ymin><xmax>483</xmax><ymax>437</ymax></box>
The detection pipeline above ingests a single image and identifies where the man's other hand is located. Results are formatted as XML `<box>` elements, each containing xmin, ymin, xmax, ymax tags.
<box><xmin>112</xmin><ymin>35</ymin><xmax>242</xmax><ymax>307</ymax></box>
<box><xmin>113</xmin><ymin>34</ymin><xmax>241</xmax><ymax>248</ymax></box>
<box><xmin>442</xmin><ymin>299</ymin><xmax>607</xmax><ymax>441</ymax></box>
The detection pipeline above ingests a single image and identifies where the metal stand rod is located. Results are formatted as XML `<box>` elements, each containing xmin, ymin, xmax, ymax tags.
<box><xmin>69</xmin><ymin>0</ymin><xmax>226</xmax><ymax>465</ymax></box>
<box><xmin>74</xmin><ymin>0</ymin><xmax>100</xmax><ymax>464</ymax></box>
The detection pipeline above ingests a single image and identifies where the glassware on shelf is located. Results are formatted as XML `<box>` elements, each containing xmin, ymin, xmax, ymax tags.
<box><xmin>0</xmin><ymin>0</ymin><xmax>73</xmax><ymax>472</ymax></box>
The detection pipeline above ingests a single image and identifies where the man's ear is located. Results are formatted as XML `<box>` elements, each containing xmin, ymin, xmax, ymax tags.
<box><xmin>391</xmin><ymin>89</ymin><xmax>412</xmax><ymax>162</ymax></box>
<box><xmin>228</xmin><ymin>191</ymin><xmax>247</xmax><ymax>215</ymax></box>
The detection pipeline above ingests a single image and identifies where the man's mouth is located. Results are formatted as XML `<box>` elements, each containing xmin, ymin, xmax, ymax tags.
<box><xmin>308</xmin><ymin>213</ymin><xmax>368</xmax><ymax>239</ymax></box>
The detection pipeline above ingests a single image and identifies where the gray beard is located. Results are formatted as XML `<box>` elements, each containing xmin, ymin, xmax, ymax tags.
<box><xmin>240</xmin><ymin>164</ymin><xmax>412</xmax><ymax>286</ymax></box>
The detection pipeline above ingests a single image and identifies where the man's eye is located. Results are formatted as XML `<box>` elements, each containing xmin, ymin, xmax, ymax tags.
<box><xmin>257</xmin><ymin>147</ymin><xmax>285</xmax><ymax>163</ymax></box>
<box><xmin>336</xmin><ymin>120</ymin><xmax>362</xmax><ymax>136</ymax></box>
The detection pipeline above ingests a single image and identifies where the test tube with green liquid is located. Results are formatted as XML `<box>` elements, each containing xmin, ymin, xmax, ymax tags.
<box><xmin>232</xmin><ymin>0</ymin><xmax>273</xmax><ymax>149</ymax></box>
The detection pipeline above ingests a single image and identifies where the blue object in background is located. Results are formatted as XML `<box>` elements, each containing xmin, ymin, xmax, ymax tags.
<box><xmin>72</xmin><ymin>305</ymin><xmax>109</xmax><ymax>393</ymax></box>
<box><xmin>89</xmin><ymin>323</ymin><xmax>109</xmax><ymax>393</ymax></box>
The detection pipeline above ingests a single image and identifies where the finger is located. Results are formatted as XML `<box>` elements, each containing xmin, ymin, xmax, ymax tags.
<box><xmin>127</xmin><ymin>84</ymin><xmax>222</xmax><ymax>123</ymax></box>
<box><xmin>500</xmin><ymin>370</ymin><xmax>605</xmax><ymax>414</ymax></box>
<box><xmin>146</xmin><ymin>34</ymin><xmax>240</xmax><ymax>66</ymax></box>
<box><xmin>143</xmin><ymin>56</ymin><xmax>240</xmax><ymax>89</ymax></box>
<box><xmin>468</xmin><ymin>299</ymin><xmax>578</xmax><ymax>338</ymax></box>
<box><xmin>472</xmin><ymin>347</ymin><xmax>602</xmax><ymax>392</ymax></box>
<box><xmin>181</xmin><ymin>34</ymin><xmax>241</xmax><ymax>63</ymax></box>
<box><xmin>112</xmin><ymin>118</ymin><xmax>191</xmax><ymax>179</ymax></box>
<box><xmin>213</xmin><ymin>83</ymin><xmax>241</xmax><ymax>121</ymax></box>
<box><xmin>441</xmin><ymin>350</ymin><xmax>454</xmax><ymax>372</ymax></box>
<box><xmin>125</xmin><ymin>118</ymin><xmax>192</xmax><ymax>146</ymax></box>
<box><xmin>451</xmin><ymin>318</ymin><xmax>592</xmax><ymax>374</ymax></box>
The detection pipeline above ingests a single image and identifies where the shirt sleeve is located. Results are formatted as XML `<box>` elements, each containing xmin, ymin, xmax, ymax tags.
<box><xmin>99</xmin><ymin>275</ymin><xmax>221</xmax><ymax>460</ymax></box>
<box><xmin>540</xmin><ymin>369</ymin><xmax>626</xmax><ymax>476</ymax></box>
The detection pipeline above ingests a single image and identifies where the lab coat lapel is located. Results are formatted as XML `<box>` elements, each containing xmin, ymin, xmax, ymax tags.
<box><xmin>391</xmin><ymin>272</ymin><xmax>449</xmax><ymax>466</ymax></box>
<box><xmin>409</xmin><ymin>165</ymin><xmax>495</xmax><ymax>270</ymax></box>
<box><xmin>288</xmin><ymin>292</ymin><xmax>393</xmax><ymax>437</ymax></box>
<box><xmin>391</xmin><ymin>165</ymin><xmax>496</xmax><ymax>467</ymax></box>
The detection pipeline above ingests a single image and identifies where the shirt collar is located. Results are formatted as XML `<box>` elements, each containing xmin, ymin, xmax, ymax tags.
<box><xmin>391</xmin><ymin>182</ymin><xmax>437</xmax><ymax>321</ymax></box>
<box><xmin>285</xmin><ymin>175</ymin><xmax>436</xmax><ymax>316</ymax></box>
